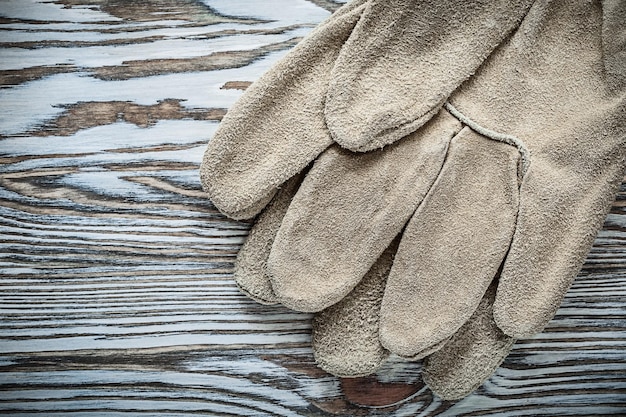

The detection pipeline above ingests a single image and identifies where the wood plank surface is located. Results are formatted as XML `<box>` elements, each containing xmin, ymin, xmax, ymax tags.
<box><xmin>0</xmin><ymin>1</ymin><xmax>625</xmax><ymax>415</ymax></box>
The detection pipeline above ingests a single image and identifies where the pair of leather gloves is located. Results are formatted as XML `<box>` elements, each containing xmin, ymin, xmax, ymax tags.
<box><xmin>200</xmin><ymin>0</ymin><xmax>625</xmax><ymax>400</ymax></box>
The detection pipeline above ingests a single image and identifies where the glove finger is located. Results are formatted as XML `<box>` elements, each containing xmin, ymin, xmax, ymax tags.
<box><xmin>312</xmin><ymin>238</ymin><xmax>399</xmax><ymax>377</ymax></box>
<box><xmin>422</xmin><ymin>280</ymin><xmax>516</xmax><ymax>401</ymax></box>
<box><xmin>325</xmin><ymin>0</ymin><xmax>534</xmax><ymax>152</ymax></box>
<box><xmin>268</xmin><ymin>109</ymin><xmax>463</xmax><ymax>312</ymax></box>
<box><xmin>234</xmin><ymin>173</ymin><xmax>304</xmax><ymax>305</ymax></box>
<box><xmin>380</xmin><ymin>128</ymin><xmax>520</xmax><ymax>357</ymax></box>
<box><xmin>200</xmin><ymin>2</ymin><xmax>367</xmax><ymax>220</ymax></box>
<box><xmin>495</xmin><ymin>151</ymin><xmax>625</xmax><ymax>338</ymax></box>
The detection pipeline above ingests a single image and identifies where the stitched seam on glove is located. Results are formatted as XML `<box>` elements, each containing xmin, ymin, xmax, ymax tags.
<box><xmin>444</xmin><ymin>101</ymin><xmax>531</xmax><ymax>178</ymax></box>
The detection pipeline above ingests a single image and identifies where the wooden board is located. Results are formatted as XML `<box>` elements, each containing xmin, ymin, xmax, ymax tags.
<box><xmin>0</xmin><ymin>1</ymin><xmax>625</xmax><ymax>415</ymax></box>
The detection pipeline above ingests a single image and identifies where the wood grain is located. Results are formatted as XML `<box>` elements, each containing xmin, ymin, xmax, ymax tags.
<box><xmin>1</xmin><ymin>1</ymin><xmax>625</xmax><ymax>416</ymax></box>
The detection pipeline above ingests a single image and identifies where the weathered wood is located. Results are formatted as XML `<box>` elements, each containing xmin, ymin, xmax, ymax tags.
<box><xmin>0</xmin><ymin>1</ymin><xmax>625</xmax><ymax>415</ymax></box>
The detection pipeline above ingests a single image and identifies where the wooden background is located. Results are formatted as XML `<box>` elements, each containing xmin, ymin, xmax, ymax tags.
<box><xmin>0</xmin><ymin>1</ymin><xmax>625</xmax><ymax>415</ymax></box>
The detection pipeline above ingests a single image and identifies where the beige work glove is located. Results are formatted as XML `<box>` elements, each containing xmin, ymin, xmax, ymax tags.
<box><xmin>235</xmin><ymin>174</ymin><xmax>516</xmax><ymax>400</ymax></box>
<box><xmin>211</xmin><ymin>0</ymin><xmax>625</xmax><ymax>354</ymax></box>
<box><xmin>201</xmin><ymin>0</ymin><xmax>625</xmax><ymax>382</ymax></box>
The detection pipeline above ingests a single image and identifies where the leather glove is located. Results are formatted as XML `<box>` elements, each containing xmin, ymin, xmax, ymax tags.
<box><xmin>203</xmin><ymin>0</ymin><xmax>625</xmax><ymax>353</ymax></box>
<box><xmin>200</xmin><ymin>0</ymin><xmax>625</xmax><ymax>388</ymax></box>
